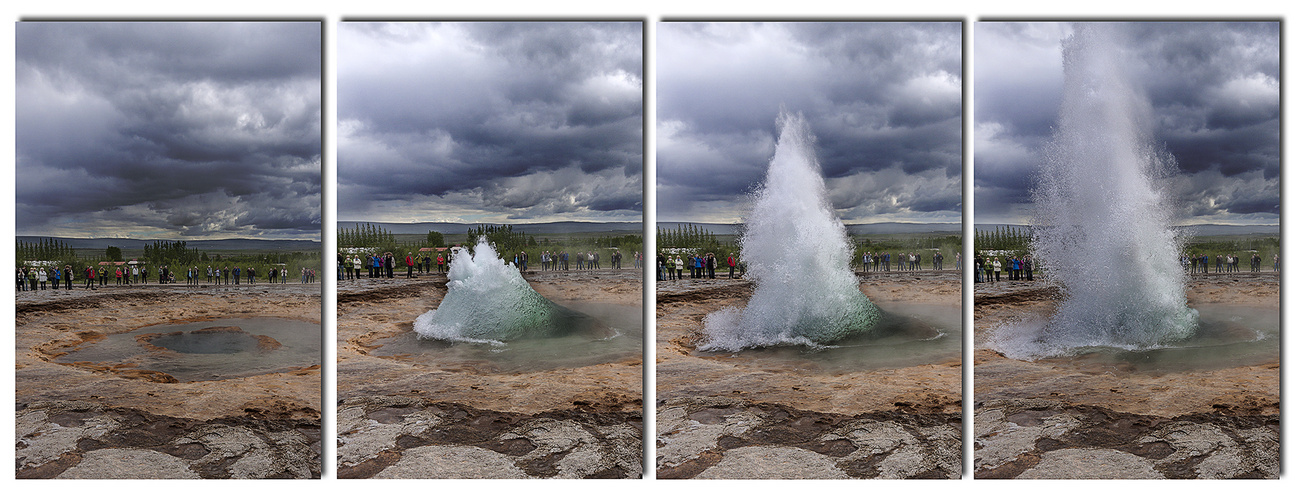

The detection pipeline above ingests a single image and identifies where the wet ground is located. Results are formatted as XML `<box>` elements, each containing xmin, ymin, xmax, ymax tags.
<box><xmin>15</xmin><ymin>283</ymin><xmax>323</xmax><ymax>479</ymax></box>
<box><xmin>335</xmin><ymin>268</ymin><xmax>644</xmax><ymax>478</ymax></box>
<box><xmin>972</xmin><ymin>273</ymin><xmax>1279</xmax><ymax>478</ymax></box>
<box><xmin>655</xmin><ymin>271</ymin><xmax>962</xmax><ymax>478</ymax></box>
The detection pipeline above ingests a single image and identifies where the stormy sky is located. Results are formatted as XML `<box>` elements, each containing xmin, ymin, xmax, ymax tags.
<box><xmin>975</xmin><ymin>22</ymin><xmax>1280</xmax><ymax>226</ymax></box>
<box><xmin>337</xmin><ymin>22</ymin><xmax>643</xmax><ymax>223</ymax></box>
<box><xmin>15</xmin><ymin>22</ymin><xmax>322</xmax><ymax>240</ymax></box>
<box><xmin>656</xmin><ymin>22</ymin><xmax>962</xmax><ymax>224</ymax></box>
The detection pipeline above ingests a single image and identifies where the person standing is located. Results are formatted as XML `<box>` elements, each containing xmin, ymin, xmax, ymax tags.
<box><xmin>727</xmin><ymin>253</ymin><xmax>737</xmax><ymax>279</ymax></box>
<box><xmin>405</xmin><ymin>253</ymin><xmax>415</xmax><ymax>278</ymax></box>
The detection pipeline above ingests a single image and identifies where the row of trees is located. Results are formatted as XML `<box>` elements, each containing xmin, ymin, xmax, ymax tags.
<box><xmin>657</xmin><ymin>223</ymin><xmax>736</xmax><ymax>260</ymax></box>
<box><xmin>16</xmin><ymin>238</ymin><xmax>78</xmax><ymax>262</ymax></box>
<box><xmin>338</xmin><ymin>223</ymin><xmax>396</xmax><ymax>249</ymax></box>
<box><xmin>973</xmin><ymin>226</ymin><xmax>1033</xmax><ymax>255</ymax></box>
<box><xmin>466</xmin><ymin>224</ymin><xmax>536</xmax><ymax>250</ymax></box>
<box><xmin>337</xmin><ymin>224</ymin><xmax>644</xmax><ymax>268</ymax></box>
<box><xmin>143</xmin><ymin>240</ymin><xmax>202</xmax><ymax>265</ymax></box>
<box><xmin>657</xmin><ymin>223</ymin><xmax>721</xmax><ymax>250</ymax></box>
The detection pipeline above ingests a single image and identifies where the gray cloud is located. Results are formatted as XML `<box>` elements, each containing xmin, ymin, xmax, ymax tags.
<box><xmin>656</xmin><ymin>22</ymin><xmax>962</xmax><ymax>224</ymax></box>
<box><xmin>337</xmin><ymin>22</ymin><xmax>643</xmax><ymax>223</ymax></box>
<box><xmin>974</xmin><ymin>22</ymin><xmax>1279</xmax><ymax>225</ymax></box>
<box><xmin>16</xmin><ymin>21</ymin><xmax>321</xmax><ymax>240</ymax></box>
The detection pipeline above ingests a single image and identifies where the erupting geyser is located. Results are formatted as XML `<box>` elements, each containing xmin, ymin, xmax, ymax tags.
<box><xmin>414</xmin><ymin>237</ymin><xmax>593</xmax><ymax>343</ymax></box>
<box><xmin>700</xmin><ymin>112</ymin><xmax>880</xmax><ymax>350</ymax></box>
<box><xmin>992</xmin><ymin>24</ymin><xmax>1198</xmax><ymax>359</ymax></box>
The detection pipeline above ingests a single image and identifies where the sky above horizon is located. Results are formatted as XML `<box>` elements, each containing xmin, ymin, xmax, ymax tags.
<box><xmin>975</xmin><ymin>22</ymin><xmax>1280</xmax><ymax>226</ymax></box>
<box><xmin>16</xmin><ymin>22</ymin><xmax>322</xmax><ymax>241</ymax></box>
<box><xmin>336</xmin><ymin>22</ymin><xmax>643</xmax><ymax>224</ymax></box>
<box><xmin>656</xmin><ymin>22</ymin><xmax>962</xmax><ymax>225</ymax></box>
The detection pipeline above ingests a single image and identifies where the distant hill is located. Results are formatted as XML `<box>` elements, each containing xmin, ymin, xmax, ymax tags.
<box><xmin>973</xmin><ymin>223</ymin><xmax>1279</xmax><ymax>237</ymax></box>
<box><xmin>15</xmin><ymin>236</ymin><xmax>320</xmax><ymax>251</ymax></box>
<box><xmin>657</xmin><ymin>221</ymin><xmax>961</xmax><ymax>235</ymax></box>
<box><xmin>338</xmin><ymin>221</ymin><xmax>643</xmax><ymax>235</ymax></box>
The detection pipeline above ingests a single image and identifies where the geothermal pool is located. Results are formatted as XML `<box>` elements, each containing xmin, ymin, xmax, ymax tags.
<box><xmin>695</xmin><ymin>301</ymin><xmax>959</xmax><ymax>374</ymax></box>
<box><xmin>372</xmin><ymin>301</ymin><xmax>642</xmax><ymax>373</ymax></box>
<box><xmin>56</xmin><ymin>317</ymin><xmax>320</xmax><ymax>382</ymax></box>
<box><xmin>1013</xmin><ymin>304</ymin><xmax>1279</xmax><ymax>373</ymax></box>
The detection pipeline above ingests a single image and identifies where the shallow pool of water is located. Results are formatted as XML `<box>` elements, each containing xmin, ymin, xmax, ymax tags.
<box><xmin>371</xmin><ymin>302</ymin><xmax>642</xmax><ymax>373</ymax></box>
<box><xmin>57</xmin><ymin>318</ymin><xmax>320</xmax><ymax>382</ymax></box>
<box><xmin>1045</xmin><ymin>304</ymin><xmax>1279</xmax><ymax>373</ymax></box>
<box><xmin>694</xmin><ymin>301</ymin><xmax>961</xmax><ymax>374</ymax></box>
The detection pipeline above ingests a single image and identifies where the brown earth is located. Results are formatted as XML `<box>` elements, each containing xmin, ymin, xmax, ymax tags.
<box><xmin>972</xmin><ymin>272</ymin><xmax>1280</xmax><ymax>478</ymax></box>
<box><xmin>335</xmin><ymin>269</ymin><xmax>644</xmax><ymax>478</ymax></box>
<box><xmin>15</xmin><ymin>283</ymin><xmax>323</xmax><ymax>479</ymax></box>
<box><xmin>655</xmin><ymin>270</ymin><xmax>962</xmax><ymax>479</ymax></box>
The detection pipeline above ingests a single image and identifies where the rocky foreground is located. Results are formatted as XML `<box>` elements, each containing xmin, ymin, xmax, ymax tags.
<box><xmin>335</xmin><ymin>269</ymin><xmax>645</xmax><ymax>478</ymax></box>
<box><xmin>656</xmin><ymin>272</ymin><xmax>963</xmax><ymax>479</ymax></box>
<box><xmin>15</xmin><ymin>285</ymin><xmax>323</xmax><ymax>479</ymax></box>
<box><xmin>657</xmin><ymin>397</ymin><xmax>958</xmax><ymax>479</ymax></box>
<box><xmin>973</xmin><ymin>274</ymin><xmax>1280</xmax><ymax>479</ymax></box>
<box><xmin>336</xmin><ymin>396</ymin><xmax>640</xmax><ymax>478</ymax></box>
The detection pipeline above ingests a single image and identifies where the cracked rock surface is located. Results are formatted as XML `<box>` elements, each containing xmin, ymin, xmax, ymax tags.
<box><xmin>335</xmin><ymin>271</ymin><xmax>644</xmax><ymax>478</ymax></box>
<box><xmin>657</xmin><ymin>397</ymin><xmax>958</xmax><ymax>479</ymax></box>
<box><xmin>17</xmin><ymin>401</ymin><xmax>320</xmax><ymax>479</ymax></box>
<box><xmin>973</xmin><ymin>276</ymin><xmax>1279</xmax><ymax>479</ymax></box>
<box><xmin>337</xmin><ymin>396</ymin><xmax>641</xmax><ymax>478</ymax></box>
<box><xmin>16</xmin><ymin>286</ymin><xmax>322</xmax><ymax>479</ymax></box>
<box><xmin>656</xmin><ymin>274</ymin><xmax>963</xmax><ymax>479</ymax></box>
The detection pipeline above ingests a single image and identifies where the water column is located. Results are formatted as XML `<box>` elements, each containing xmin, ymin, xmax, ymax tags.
<box><xmin>701</xmin><ymin>112</ymin><xmax>880</xmax><ymax>351</ymax></box>
<box><xmin>1001</xmin><ymin>24</ymin><xmax>1198</xmax><ymax>358</ymax></box>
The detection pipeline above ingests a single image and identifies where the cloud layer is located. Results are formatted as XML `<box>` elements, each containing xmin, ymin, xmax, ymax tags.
<box><xmin>337</xmin><ymin>22</ymin><xmax>643</xmax><ymax>223</ymax></box>
<box><xmin>16</xmin><ymin>22</ymin><xmax>322</xmax><ymax>240</ymax></box>
<box><xmin>656</xmin><ymin>22</ymin><xmax>962</xmax><ymax>224</ymax></box>
<box><xmin>975</xmin><ymin>22</ymin><xmax>1279</xmax><ymax>225</ymax></box>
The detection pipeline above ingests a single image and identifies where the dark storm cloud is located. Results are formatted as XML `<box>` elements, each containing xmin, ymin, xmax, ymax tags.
<box><xmin>15</xmin><ymin>22</ymin><xmax>321</xmax><ymax>240</ymax></box>
<box><xmin>337</xmin><ymin>22</ymin><xmax>643</xmax><ymax>223</ymax></box>
<box><xmin>974</xmin><ymin>22</ymin><xmax>1279</xmax><ymax>225</ymax></box>
<box><xmin>656</xmin><ymin>22</ymin><xmax>962</xmax><ymax>224</ymax></box>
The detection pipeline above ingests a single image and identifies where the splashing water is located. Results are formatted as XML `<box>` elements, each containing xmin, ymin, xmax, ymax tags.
<box><xmin>990</xmin><ymin>24</ymin><xmax>1198</xmax><ymax>359</ymax></box>
<box><xmin>700</xmin><ymin>112</ymin><xmax>880</xmax><ymax>351</ymax></box>
<box><xmin>414</xmin><ymin>238</ymin><xmax>596</xmax><ymax>343</ymax></box>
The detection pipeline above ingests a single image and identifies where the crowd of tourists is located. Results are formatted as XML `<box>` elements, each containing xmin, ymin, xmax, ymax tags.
<box><xmin>16</xmin><ymin>264</ymin><xmax>313</xmax><ymax>291</ymax></box>
<box><xmin>336</xmin><ymin>249</ymin><xmax>643</xmax><ymax>280</ymax></box>
<box><xmin>972</xmin><ymin>254</ymin><xmax>1033</xmax><ymax>283</ymax></box>
<box><xmin>857</xmin><ymin>251</ymin><xmax>956</xmax><ymax>272</ymax></box>
<box><xmin>656</xmin><ymin>252</ymin><xmax>742</xmax><ymax>281</ymax></box>
<box><xmin>1183</xmin><ymin>253</ymin><xmax>1279</xmax><ymax>274</ymax></box>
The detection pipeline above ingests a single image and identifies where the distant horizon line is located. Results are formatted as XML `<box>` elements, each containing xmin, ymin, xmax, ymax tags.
<box><xmin>336</xmin><ymin>220</ymin><xmax>642</xmax><ymax>224</ymax></box>
<box><xmin>15</xmin><ymin>235</ymin><xmax>322</xmax><ymax>242</ymax></box>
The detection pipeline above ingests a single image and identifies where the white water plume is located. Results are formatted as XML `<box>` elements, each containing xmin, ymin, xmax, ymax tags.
<box><xmin>415</xmin><ymin>237</ymin><xmax>582</xmax><ymax>343</ymax></box>
<box><xmin>991</xmin><ymin>24</ymin><xmax>1198</xmax><ymax>359</ymax></box>
<box><xmin>701</xmin><ymin>112</ymin><xmax>880</xmax><ymax>351</ymax></box>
